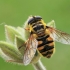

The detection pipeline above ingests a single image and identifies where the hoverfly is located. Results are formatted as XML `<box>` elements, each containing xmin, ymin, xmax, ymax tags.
<box><xmin>23</xmin><ymin>16</ymin><xmax>70</xmax><ymax>65</ymax></box>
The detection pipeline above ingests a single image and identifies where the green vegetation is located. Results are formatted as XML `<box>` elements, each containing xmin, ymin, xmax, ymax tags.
<box><xmin>0</xmin><ymin>0</ymin><xmax>70</xmax><ymax>70</ymax></box>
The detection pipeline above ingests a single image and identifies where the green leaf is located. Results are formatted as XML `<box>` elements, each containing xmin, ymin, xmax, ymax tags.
<box><xmin>15</xmin><ymin>35</ymin><xmax>26</xmax><ymax>55</ymax></box>
<box><xmin>23</xmin><ymin>20</ymin><xmax>30</xmax><ymax>40</ymax></box>
<box><xmin>17</xmin><ymin>27</ymin><xmax>26</xmax><ymax>41</ymax></box>
<box><xmin>0</xmin><ymin>48</ymin><xmax>11</xmax><ymax>60</ymax></box>
<box><xmin>23</xmin><ymin>29</ymin><xmax>30</xmax><ymax>40</ymax></box>
<box><xmin>0</xmin><ymin>41</ymin><xmax>23</xmax><ymax>63</ymax></box>
<box><xmin>31</xmin><ymin>51</ymin><xmax>41</xmax><ymax>64</ymax></box>
<box><xmin>47</xmin><ymin>20</ymin><xmax>56</xmax><ymax>28</ymax></box>
<box><xmin>5</xmin><ymin>25</ymin><xmax>21</xmax><ymax>44</ymax></box>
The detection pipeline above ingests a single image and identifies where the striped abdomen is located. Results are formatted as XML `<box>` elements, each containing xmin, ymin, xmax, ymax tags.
<box><xmin>37</xmin><ymin>35</ymin><xmax>55</xmax><ymax>58</ymax></box>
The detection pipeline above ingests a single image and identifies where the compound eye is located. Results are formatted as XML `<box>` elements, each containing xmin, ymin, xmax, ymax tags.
<box><xmin>33</xmin><ymin>27</ymin><xmax>37</xmax><ymax>31</ymax></box>
<box><xmin>28</xmin><ymin>16</ymin><xmax>42</xmax><ymax>25</ymax></box>
<box><xmin>35</xmin><ymin>16</ymin><xmax>42</xmax><ymax>19</ymax></box>
<box><xmin>41</xmin><ymin>25</ymin><xmax>44</xmax><ymax>29</ymax></box>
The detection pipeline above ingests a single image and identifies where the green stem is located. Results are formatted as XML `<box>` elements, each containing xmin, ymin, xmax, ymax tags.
<box><xmin>32</xmin><ymin>60</ymin><xmax>47</xmax><ymax>70</ymax></box>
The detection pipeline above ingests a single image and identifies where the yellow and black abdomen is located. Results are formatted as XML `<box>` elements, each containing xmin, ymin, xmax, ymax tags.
<box><xmin>37</xmin><ymin>35</ymin><xmax>55</xmax><ymax>58</ymax></box>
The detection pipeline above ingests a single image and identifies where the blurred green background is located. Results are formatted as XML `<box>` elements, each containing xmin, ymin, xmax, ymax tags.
<box><xmin>0</xmin><ymin>0</ymin><xmax>70</xmax><ymax>70</ymax></box>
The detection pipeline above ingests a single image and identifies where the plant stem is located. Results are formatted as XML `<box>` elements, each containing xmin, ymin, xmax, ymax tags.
<box><xmin>32</xmin><ymin>60</ymin><xmax>47</xmax><ymax>70</ymax></box>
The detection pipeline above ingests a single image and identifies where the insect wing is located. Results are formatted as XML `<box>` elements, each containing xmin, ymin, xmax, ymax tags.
<box><xmin>23</xmin><ymin>35</ymin><xmax>38</xmax><ymax>65</ymax></box>
<box><xmin>48</xmin><ymin>27</ymin><xmax>70</xmax><ymax>44</ymax></box>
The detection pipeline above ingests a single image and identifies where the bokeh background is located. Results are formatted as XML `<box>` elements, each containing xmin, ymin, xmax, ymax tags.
<box><xmin>0</xmin><ymin>0</ymin><xmax>70</xmax><ymax>70</ymax></box>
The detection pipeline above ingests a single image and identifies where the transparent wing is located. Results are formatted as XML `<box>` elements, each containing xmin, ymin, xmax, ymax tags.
<box><xmin>23</xmin><ymin>35</ymin><xmax>38</xmax><ymax>65</ymax></box>
<box><xmin>47</xmin><ymin>27</ymin><xmax>70</xmax><ymax>44</ymax></box>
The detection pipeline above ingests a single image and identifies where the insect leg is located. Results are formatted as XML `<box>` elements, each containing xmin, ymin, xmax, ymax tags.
<box><xmin>18</xmin><ymin>42</ymin><xmax>26</xmax><ymax>49</ymax></box>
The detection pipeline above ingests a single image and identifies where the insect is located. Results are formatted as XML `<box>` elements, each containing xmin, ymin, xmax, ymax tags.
<box><xmin>23</xmin><ymin>16</ymin><xmax>70</xmax><ymax>65</ymax></box>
